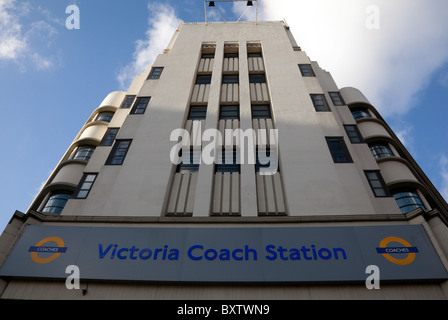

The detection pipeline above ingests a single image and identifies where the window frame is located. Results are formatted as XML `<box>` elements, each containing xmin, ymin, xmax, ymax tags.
<box><xmin>105</xmin><ymin>139</ymin><xmax>132</xmax><ymax>165</ymax></box>
<box><xmin>351</xmin><ymin>107</ymin><xmax>371</xmax><ymax>120</ymax></box>
<box><xmin>120</xmin><ymin>95</ymin><xmax>136</xmax><ymax>109</ymax></box>
<box><xmin>310</xmin><ymin>94</ymin><xmax>330</xmax><ymax>112</ymax></box>
<box><xmin>364</xmin><ymin>170</ymin><xmax>391</xmax><ymax>197</ymax></box>
<box><xmin>251</xmin><ymin>105</ymin><xmax>272</xmax><ymax>119</ymax></box>
<box><xmin>42</xmin><ymin>191</ymin><xmax>73</xmax><ymax>214</ymax></box>
<box><xmin>148</xmin><ymin>67</ymin><xmax>164</xmax><ymax>79</ymax></box>
<box><xmin>328</xmin><ymin>92</ymin><xmax>346</xmax><ymax>106</ymax></box>
<box><xmin>344</xmin><ymin>125</ymin><xmax>364</xmax><ymax>144</ymax></box>
<box><xmin>222</xmin><ymin>75</ymin><xmax>239</xmax><ymax>84</ymax></box>
<box><xmin>188</xmin><ymin>106</ymin><xmax>207</xmax><ymax>120</ymax></box>
<box><xmin>73</xmin><ymin>145</ymin><xmax>95</xmax><ymax>162</ymax></box>
<box><xmin>298</xmin><ymin>64</ymin><xmax>315</xmax><ymax>77</ymax></box>
<box><xmin>325</xmin><ymin>137</ymin><xmax>353</xmax><ymax>163</ymax></box>
<box><xmin>369</xmin><ymin>142</ymin><xmax>395</xmax><ymax>160</ymax></box>
<box><xmin>130</xmin><ymin>97</ymin><xmax>150</xmax><ymax>115</ymax></box>
<box><xmin>393</xmin><ymin>189</ymin><xmax>426</xmax><ymax>213</ymax></box>
<box><xmin>74</xmin><ymin>173</ymin><xmax>98</xmax><ymax>199</ymax></box>
<box><xmin>220</xmin><ymin>105</ymin><xmax>239</xmax><ymax>120</ymax></box>
<box><xmin>100</xmin><ymin>128</ymin><xmax>119</xmax><ymax>146</ymax></box>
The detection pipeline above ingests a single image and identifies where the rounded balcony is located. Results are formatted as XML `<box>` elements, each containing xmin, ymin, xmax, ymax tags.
<box><xmin>377</xmin><ymin>157</ymin><xmax>419</xmax><ymax>186</ymax></box>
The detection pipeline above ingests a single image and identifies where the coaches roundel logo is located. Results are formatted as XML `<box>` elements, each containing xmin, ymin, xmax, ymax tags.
<box><xmin>376</xmin><ymin>236</ymin><xmax>419</xmax><ymax>266</ymax></box>
<box><xmin>28</xmin><ymin>236</ymin><xmax>67</xmax><ymax>264</ymax></box>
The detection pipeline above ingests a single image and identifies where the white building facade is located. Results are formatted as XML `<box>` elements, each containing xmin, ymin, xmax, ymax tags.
<box><xmin>1</xmin><ymin>21</ymin><xmax>448</xmax><ymax>300</ymax></box>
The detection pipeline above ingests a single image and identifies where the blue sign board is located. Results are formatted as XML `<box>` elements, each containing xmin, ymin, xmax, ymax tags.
<box><xmin>0</xmin><ymin>225</ymin><xmax>447</xmax><ymax>283</ymax></box>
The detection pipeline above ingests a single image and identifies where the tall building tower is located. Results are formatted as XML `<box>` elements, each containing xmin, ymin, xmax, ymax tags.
<box><xmin>1</xmin><ymin>19</ymin><xmax>448</xmax><ymax>300</ymax></box>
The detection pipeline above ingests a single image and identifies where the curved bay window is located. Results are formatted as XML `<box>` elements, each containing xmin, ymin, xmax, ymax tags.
<box><xmin>369</xmin><ymin>142</ymin><xmax>394</xmax><ymax>160</ymax></box>
<box><xmin>96</xmin><ymin>111</ymin><xmax>114</xmax><ymax>123</ymax></box>
<box><xmin>393</xmin><ymin>189</ymin><xmax>426</xmax><ymax>214</ymax></box>
<box><xmin>42</xmin><ymin>191</ymin><xmax>73</xmax><ymax>214</ymax></box>
<box><xmin>351</xmin><ymin>107</ymin><xmax>371</xmax><ymax>120</ymax></box>
<box><xmin>73</xmin><ymin>145</ymin><xmax>95</xmax><ymax>162</ymax></box>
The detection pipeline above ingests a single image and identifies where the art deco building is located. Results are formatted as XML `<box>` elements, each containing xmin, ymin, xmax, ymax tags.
<box><xmin>1</xmin><ymin>19</ymin><xmax>448</xmax><ymax>300</ymax></box>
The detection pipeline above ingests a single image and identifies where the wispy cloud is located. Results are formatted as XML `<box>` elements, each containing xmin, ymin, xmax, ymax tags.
<box><xmin>0</xmin><ymin>0</ymin><xmax>59</xmax><ymax>70</ymax></box>
<box><xmin>261</xmin><ymin>0</ymin><xmax>448</xmax><ymax>117</ymax></box>
<box><xmin>0</xmin><ymin>0</ymin><xmax>27</xmax><ymax>60</ymax></box>
<box><xmin>117</xmin><ymin>3</ymin><xmax>180</xmax><ymax>89</ymax></box>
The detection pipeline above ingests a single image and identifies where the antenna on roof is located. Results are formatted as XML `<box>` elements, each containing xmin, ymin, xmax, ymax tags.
<box><xmin>204</xmin><ymin>0</ymin><xmax>258</xmax><ymax>25</ymax></box>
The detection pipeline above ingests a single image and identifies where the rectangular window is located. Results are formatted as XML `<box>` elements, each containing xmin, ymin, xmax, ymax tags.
<box><xmin>326</xmin><ymin>137</ymin><xmax>353</xmax><ymax>163</ymax></box>
<box><xmin>106</xmin><ymin>139</ymin><xmax>132</xmax><ymax>165</ymax></box>
<box><xmin>249</xmin><ymin>74</ymin><xmax>266</xmax><ymax>83</ymax></box>
<box><xmin>148</xmin><ymin>67</ymin><xmax>163</xmax><ymax>79</ymax></box>
<box><xmin>344</xmin><ymin>125</ymin><xmax>364</xmax><ymax>143</ymax></box>
<box><xmin>365</xmin><ymin>170</ymin><xmax>391</xmax><ymax>197</ymax></box>
<box><xmin>222</xmin><ymin>75</ymin><xmax>239</xmax><ymax>84</ymax></box>
<box><xmin>130</xmin><ymin>97</ymin><xmax>150</xmax><ymax>114</ymax></box>
<box><xmin>329</xmin><ymin>92</ymin><xmax>346</xmax><ymax>106</ymax></box>
<box><xmin>188</xmin><ymin>106</ymin><xmax>207</xmax><ymax>120</ymax></box>
<box><xmin>74</xmin><ymin>173</ymin><xmax>98</xmax><ymax>199</ymax></box>
<box><xmin>196</xmin><ymin>75</ymin><xmax>212</xmax><ymax>85</ymax></box>
<box><xmin>100</xmin><ymin>128</ymin><xmax>119</xmax><ymax>146</ymax></box>
<box><xmin>120</xmin><ymin>95</ymin><xmax>136</xmax><ymax>109</ymax></box>
<box><xmin>251</xmin><ymin>105</ymin><xmax>271</xmax><ymax>119</ymax></box>
<box><xmin>310</xmin><ymin>94</ymin><xmax>330</xmax><ymax>111</ymax></box>
<box><xmin>216</xmin><ymin>149</ymin><xmax>240</xmax><ymax>173</ymax></box>
<box><xmin>177</xmin><ymin>148</ymin><xmax>200</xmax><ymax>173</ymax></box>
<box><xmin>298</xmin><ymin>64</ymin><xmax>315</xmax><ymax>77</ymax></box>
<box><xmin>220</xmin><ymin>105</ymin><xmax>239</xmax><ymax>120</ymax></box>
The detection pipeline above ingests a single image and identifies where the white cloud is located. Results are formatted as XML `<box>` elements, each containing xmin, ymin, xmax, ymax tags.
<box><xmin>117</xmin><ymin>3</ymin><xmax>180</xmax><ymax>89</ymax></box>
<box><xmin>0</xmin><ymin>0</ymin><xmax>27</xmax><ymax>60</ymax></box>
<box><xmin>0</xmin><ymin>0</ymin><xmax>59</xmax><ymax>70</ymax></box>
<box><xmin>439</xmin><ymin>155</ymin><xmax>448</xmax><ymax>202</ymax></box>
<box><xmin>261</xmin><ymin>0</ymin><xmax>448</xmax><ymax>117</ymax></box>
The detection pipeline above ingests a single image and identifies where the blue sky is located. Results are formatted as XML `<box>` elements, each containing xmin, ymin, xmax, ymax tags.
<box><xmin>1</xmin><ymin>0</ymin><xmax>448</xmax><ymax>232</ymax></box>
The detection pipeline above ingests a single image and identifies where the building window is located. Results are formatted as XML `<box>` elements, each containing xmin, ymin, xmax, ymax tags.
<box><xmin>196</xmin><ymin>75</ymin><xmax>212</xmax><ymax>85</ymax></box>
<box><xmin>326</xmin><ymin>137</ymin><xmax>353</xmax><ymax>163</ymax></box>
<box><xmin>188</xmin><ymin>106</ymin><xmax>207</xmax><ymax>120</ymax></box>
<box><xmin>106</xmin><ymin>139</ymin><xmax>132</xmax><ymax>165</ymax></box>
<box><xmin>222</xmin><ymin>75</ymin><xmax>239</xmax><ymax>84</ymax></box>
<box><xmin>393</xmin><ymin>189</ymin><xmax>426</xmax><ymax>213</ymax></box>
<box><xmin>248</xmin><ymin>52</ymin><xmax>262</xmax><ymax>58</ymax></box>
<box><xmin>351</xmin><ymin>107</ymin><xmax>371</xmax><ymax>120</ymax></box>
<box><xmin>216</xmin><ymin>149</ymin><xmax>240</xmax><ymax>173</ymax></box>
<box><xmin>75</xmin><ymin>173</ymin><xmax>98</xmax><ymax>199</ymax></box>
<box><xmin>298</xmin><ymin>64</ymin><xmax>315</xmax><ymax>77</ymax></box>
<box><xmin>120</xmin><ymin>95</ymin><xmax>136</xmax><ymax>109</ymax></box>
<box><xmin>249</xmin><ymin>74</ymin><xmax>266</xmax><ymax>83</ymax></box>
<box><xmin>177</xmin><ymin>149</ymin><xmax>200</xmax><ymax>173</ymax></box>
<box><xmin>251</xmin><ymin>105</ymin><xmax>271</xmax><ymax>119</ymax></box>
<box><xmin>310</xmin><ymin>94</ymin><xmax>330</xmax><ymax>111</ymax></box>
<box><xmin>148</xmin><ymin>67</ymin><xmax>163</xmax><ymax>79</ymax></box>
<box><xmin>130</xmin><ymin>97</ymin><xmax>150</xmax><ymax>114</ymax></box>
<box><xmin>369</xmin><ymin>143</ymin><xmax>394</xmax><ymax>160</ymax></box>
<box><xmin>96</xmin><ymin>112</ymin><xmax>114</xmax><ymax>123</ymax></box>
<box><xmin>73</xmin><ymin>146</ymin><xmax>95</xmax><ymax>162</ymax></box>
<box><xmin>100</xmin><ymin>128</ymin><xmax>119</xmax><ymax>146</ymax></box>
<box><xmin>202</xmin><ymin>53</ymin><xmax>215</xmax><ymax>59</ymax></box>
<box><xmin>329</xmin><ymin>92</ymin><xmax>346</xmax><ymax>106</ymax></box>
<box><xmin>42</xmin><ymin>191</ymin><xmax>72</xmax><ymax>214</ymax></box>
<box><xmin>220</xmin><ymin>105</ymin><xmax>239</xmax><ymax>120</ymax></box>
<box><xmin>224</xmin><ymin>53</ymin><xmax>238</xmax><ymax>58</ymax></box>
<box><xmin>365</xmin><ymin>170</ymin><xmax>390</xmax><ymax>197</ymax></box>
<box><xmin>344</xmin><ymin>125</ymin><xmax>364</xmax><ymax>143</ymax></box>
